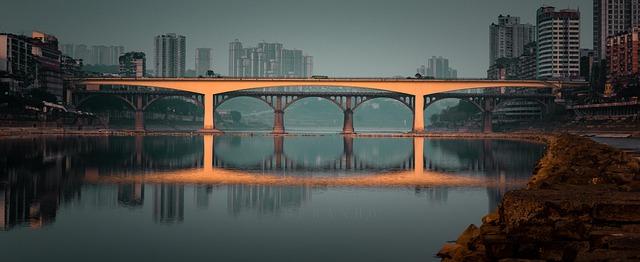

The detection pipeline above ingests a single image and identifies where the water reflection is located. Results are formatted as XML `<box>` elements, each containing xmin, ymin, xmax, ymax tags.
<box><xmin>0</xmin><ymin>135</ymin><xmax>543</xmax><ymax>230</ymax></box>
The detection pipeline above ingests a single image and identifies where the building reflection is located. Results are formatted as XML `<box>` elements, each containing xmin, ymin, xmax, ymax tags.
<box><xmin>153</xmin><ymin>184</ymin><xmax>184</xmax><ymax>223</ymax></box>
<box><xmin>0</xmin><ymin>135</ymin><xmax>547</xmax><ymax>229</ymax></box>
<box><xmin>226</xmin><ymin>185</ymin><xmax>312</xmax><ymax>216</ymax></box>
<box><xmin>118</xmin><ymin>183</ymin><xmax>145</xmax><ymax>207</ymax></box>
<box><xmin>195</xmin><ymin>185</ymin><xmax>214</xmax><ymax>208</ymax></box>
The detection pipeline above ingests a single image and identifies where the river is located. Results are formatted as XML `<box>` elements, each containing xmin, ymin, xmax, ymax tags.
<box><xmin>0</xmin><ymin>135</ymin><xmax>545</xmax><ymax>262</ymax></box>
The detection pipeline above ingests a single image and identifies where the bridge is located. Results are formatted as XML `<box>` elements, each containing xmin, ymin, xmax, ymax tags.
<box><xmin>76</xmin><ymin>78</ymin><xmax>587</xmax><ymax>133</ymax></box>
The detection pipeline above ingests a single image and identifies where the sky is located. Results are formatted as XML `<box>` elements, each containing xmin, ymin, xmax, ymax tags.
<box><xmin>1</xmin><ymin>0</ymin><xmax>591</xmax><ymax>77</ymax></box>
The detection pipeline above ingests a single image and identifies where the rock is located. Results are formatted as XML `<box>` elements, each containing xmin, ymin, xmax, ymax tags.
<box><xmin>482</xmin><ymin>212</ymin><xmax>499</xmax><ymax>225</ymax></box>
<box><xmin>456</xmin><ymin>224</ymin><xmax>481</xmax><ymax>249</ymax></box>
<box><xmin>439</xmin><ymin>134</ymin><xmax>640</xmax><ymax>261</ymax></box>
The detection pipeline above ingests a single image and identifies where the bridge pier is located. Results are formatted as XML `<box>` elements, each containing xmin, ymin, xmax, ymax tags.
<box><xmin>134</xmin><ymin>95</ymin><xmax>145</xmax><ymax>132</ymax></box>
<box><xmin>342</xmin><ymin>96</ymin><xmax>355</xmax><ymax>134</ymax></box>
<box><xmin>273</xmin><ymin>96</ymin><xmax>286</xmax><ymax>134</ymax></box>
<box><xmin>201</xmin><ymin>93</ymin><xmax>222</xmax><ymax>133</ymax></box>
<box><xmin>482</xmin><ymin>97</ymin><xmax>495</xmax><ymax>133</ymax></box>
<box><xmin>412</xmin><ymin>95</ymin><xmax>425</xmax><ymax>133</ymax></box>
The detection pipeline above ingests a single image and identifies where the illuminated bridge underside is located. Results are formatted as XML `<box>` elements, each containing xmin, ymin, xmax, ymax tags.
<box><xmin>80</xmin><ymin>78</ymin><xmax>586</xmax><ymax>133</ymax></box>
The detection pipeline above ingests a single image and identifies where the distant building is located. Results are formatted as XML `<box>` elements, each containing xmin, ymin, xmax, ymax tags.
<box><xmin>593</xmin><ymin>0</ymin><xmax>640</xmax><ymax>61</ymax></box>
<box><xmin>195</xmin><ymin>48</ymin><xmax>212</xmax><ymax>76</ymax></box>
<box><xmin>119</xmin><ymin>52</ymin><xmax>146</xmax><ymax>78</ymax></box>
<box><xmin>536</xmin><ymin>6</ymin><xmax>580</xmax><ymax>79</ymax></box>
<box><xmin>31</xmin><ymin>31</ymin><xmax>63</xmax><ymax>101</ymax></box>
<box><xmin>89</xmin><ymin>45</ymin><xmax>124</xmax><ymax>65</ymax></box>
<box><xmin>0</xmin><ymin>33</ymin><xmax>36</xmax><ymax>91</ymax></box>
<box><xmin>489</xmin><ymin>15</ymin><xmax>536</xmax><ymax>66</ymax></box>
<box><xmin>419</xmin><ymin>56</ymin><xmax>457</xmax><ymax>79</ymax></box>
<box><xmin>606</xmin><ymin>28</ymin><xmax>640</xmax><ymax>93</ymax></box>
<box><xmin>74</xmin><ymin>44</ymin><xmax>89</xmax><ymax>63</ymax></box>
<box><xmin>154</xmin><ymin>33</ymin><xmax>186</xmax><ymax>77</ymax></box>
<box><xmin>60</xmin><ymin>44</ymin><xmax>74</xmax><ymax>57</ymax></box>
<box><xmin>228</xmin><ymin>40</ymin><xmax>312</xmax><ymax>77</ymax></box>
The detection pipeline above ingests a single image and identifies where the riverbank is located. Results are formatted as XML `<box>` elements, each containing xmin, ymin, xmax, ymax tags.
<box><xmin>437</xmin><ymin>134</ymin><xmax>640</xmax><ymax>261</ymax></box>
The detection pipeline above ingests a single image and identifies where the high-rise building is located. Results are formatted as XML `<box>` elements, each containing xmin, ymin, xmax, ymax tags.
<box><xmin>606</xmin><ymin>28</ymin><xmax>640</xmax><ymax>92</ymax></box>
<box><xmin>489</xmin><ymin>15</ymin><xmax>536</xmax><ymax>66</ymax></box>
<box><xmin>195</xmin><ymin>48</ymin><xmax>212</xmax><ymax>77</ymax></box>
<box><xmin>228</xmin><ymin>39</ymin><xmax>243</xmax><ymax>77</ymax></box>
<box><xmin>304</xmin><ymin>55</ymin><xmax>313</xmax><ymax>77</ymax></box>
<box><xmin>31</xmin><ymin>31</ymin><xmax>63</xmax><ymax>101</ymax></box>
<box><xmin>119</xmin><ymin>52</ymin><xmax>146</xmax><ymax>78</ymax></box>
<box><xmin>228</xmin><ymin>40</ymin><xmax>312</xmax><ymax>78</ymax></box>
<box><xmin>154</xmin><ymin>33</ymin><xmax>186</xmax><ymax>78</ymax></box>
<box><xmin>594</xmin><ymin>0</ymin><xmax>640</xmax><ymax>61</ymax></box>
<box><xmin>518</xmin><ymin>42</ymin><xmax>538</xmax><ymax>80</ymax></box>
<box><xmin>536</xmin><ymin>6</ymin><xmax>581</xmax><ymax>79</ymax></box>
<box><xmin>0</xmin><ymin>33</ymin><xmax>36</xmax><ymax>91</ymax></box>
<box><xmin>421</xmin><ymin>56</ymin><xmax>457</xmax><ymax>79</ymax></box>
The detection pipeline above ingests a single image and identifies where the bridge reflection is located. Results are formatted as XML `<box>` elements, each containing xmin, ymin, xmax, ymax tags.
<box><xmin>0</xmin><ymin>135</ymin><xmax>543</xmax><ymax>229</ymax></box>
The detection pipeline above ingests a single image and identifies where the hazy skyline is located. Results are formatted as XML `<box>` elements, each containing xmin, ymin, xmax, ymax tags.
<box><xmin>2</xmin><ymin>0</ymin><xmax>591</xmax><ymax>77</ymax></box>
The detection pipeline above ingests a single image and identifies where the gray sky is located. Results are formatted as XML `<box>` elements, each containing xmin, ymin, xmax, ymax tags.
<box><xmin>1</xmin><ymin>0</ymin><xmax>590</xmax><ymax>77</ymax></box>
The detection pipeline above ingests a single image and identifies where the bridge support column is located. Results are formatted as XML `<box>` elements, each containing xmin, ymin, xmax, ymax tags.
<box><xmin>482</xmin><ymin>98</ymin><xmax>494</xmax><ymax>133</ymax></box>
<box><xmin>134</xmin><ymin>95</ymin><xmax>145</xmax><ymax>132</ymax></box>
<box><xmin>273</xmin><ymin>96</ymin><xmax>286</xmax><ymax>134</ymax></box>
<box><xmin>413</xmin><ymin>95</ymin><xmax>425</xmax><ymax>133</ymax></box>
<box><xmin>483</xmin><ymin>111</ymin><xmax>493</xmax><ymax>133</ymax></box>
<box><xmin>201</xmin><ymin>93</ymin><xmax>221</xmax><ymax>133</ymax></box>
<box><xmin>342</xmin><ymin>96</ymin><xmax>355</xmax><ymax>134</ymax></box>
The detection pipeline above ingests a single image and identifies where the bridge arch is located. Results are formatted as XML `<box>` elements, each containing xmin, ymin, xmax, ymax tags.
<box><xmin>76</xmin><ymin>94</ymin><xmax>136</xmax><ymax>111</ymax></box>
<box><xmin>142</xmin><ymin>95</ymin><xmax>204</xmax><ymax>111</ymax></box>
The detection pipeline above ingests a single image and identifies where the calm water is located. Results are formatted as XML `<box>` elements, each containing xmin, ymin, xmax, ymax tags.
<box><xmin>0</xmin><ymin>135</ymin><xmax>545</xmax><ymax>262</ymax></box>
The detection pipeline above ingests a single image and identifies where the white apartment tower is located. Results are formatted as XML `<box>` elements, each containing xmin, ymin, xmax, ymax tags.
<box><xmin>154</xmin><ymin>33</ymin><xmax>186</xmax><ymax>78</ymax></box>
<box><xmin>489</xmin><ymin>15</ymin><xmax>536</xmax><ymax>66</ymax></box>
<box><xmin>536</xmin><ymin>6</ymin><xmax>581</xmax><ymax>79</ymax></box>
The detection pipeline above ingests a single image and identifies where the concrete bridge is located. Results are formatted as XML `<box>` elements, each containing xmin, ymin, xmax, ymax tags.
<box><xmin>77</xmin><ymin>78</ymin><xmax>587</xmax><ymax>133</ymax></box>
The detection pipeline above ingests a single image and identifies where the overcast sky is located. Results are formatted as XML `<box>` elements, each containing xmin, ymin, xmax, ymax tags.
<box><xmin>1</xmin><ymin>0</ymin><xmax>590</xmax><ymax>77</ymax></box>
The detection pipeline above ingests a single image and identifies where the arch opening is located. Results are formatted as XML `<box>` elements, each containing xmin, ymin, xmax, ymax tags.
<box><xmin>215</xmin><ymin>96</ymin><xmax>274</xmax><ymax>132</ymax></box>
<box><xmin>353</xmin><ymin>98</ymin><xmax>413</xmax><ymax>133</ymax></box>
<box><xmin>144</xmin><ymin>97</ymin><xmax>204</xmax><ymax>131</ymax></box>
<box><xmin>76</xmin><ymin>95</ymin><xmax>136</xmax><ymax>128</ymax></box>
<box><xmin>425</xmin><ymin>98</ymin><xmax>483</xmax><ymax>132</ymax></box>
<box><xmin>284</xmin><ymin>97</ymin><xmax>344</xmax><ymax>133</ymax></box>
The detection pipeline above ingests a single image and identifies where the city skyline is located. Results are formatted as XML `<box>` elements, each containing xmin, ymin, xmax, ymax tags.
<box><xmin>0</xmin><ymin>0</ymin><xmax>591</xmax><ymax>77</ymax></box>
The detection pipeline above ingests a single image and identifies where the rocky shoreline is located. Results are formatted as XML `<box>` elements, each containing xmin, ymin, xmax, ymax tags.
<box><xmin>437</xmin><ymin>134</ymin><xmax>640</xmax><ymax>261</ymax></box>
